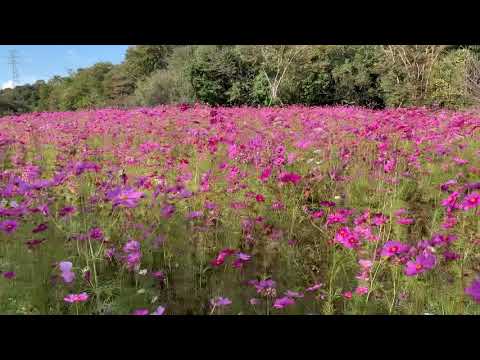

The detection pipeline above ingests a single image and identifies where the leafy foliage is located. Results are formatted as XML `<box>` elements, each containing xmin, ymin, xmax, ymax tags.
<box><xmin>1</xmin><ymin>45</ymin><xmax>480</xmax><ymax>116</ymax></box>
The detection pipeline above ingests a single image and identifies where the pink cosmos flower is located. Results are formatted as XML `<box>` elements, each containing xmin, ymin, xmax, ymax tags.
<box><xmin>278</xmin><ymin>172</ymin><xmax>302</xmax><ymax>185</ymax></box>
<box><xmin>335</xmin><ymin>227</ymin><xmax>361</xmax><ymax>249</ymax></box>
<box><xmin>356</xmin><ymin>271</ymin><xmax>370</xmax><ymax>281</ymax></box>
<box><xmin>132</xmin><ymin>309</ymin><xmax>149</xmax><ymax>315</ymax></box>
<box><xmin>440</xmin><ymin>179</ymin><xmax>457</xmax><ymax>192</ymax></box>
<box><xmin>255</xmin><ymin>194</ymin><xmax>265</xmax><ymax>203</ymax></box>
<box><xmin>273</xmin><ymin>296</ymin><xmax>295</xmax><ymax>309</ymax></box>
<box><xmin>123</xmin><ymin>240</ymin><xmax>140</xmax><ymax>254</ymax></box>
<box><xmin>394</xmin><ymin>208</ymin><xmax>407</xmax><ymax>217</ymax></box>
<box><xmin>326</xmin><ymin>212</ymin><xmax>348</xmax><ymax>226</ymax></box>
<box><xmin>186</xmin><ymin>211</ymin><xmax>202</xmax><ymax>220</ymax></box>
<box><xmin>64</xmin><ymin>292</ymin><xmax>89</xmax><ymax>303</ymax></box>
<box><xmin>160</xmin><ymin>204</ymin><xmax>176</xmax><ymax>218</ymax></box>
<box><xmin>284</xmin><ymin>290</ymin><xmax>304</xmax><ymax>298</ymax></box>
<box><xmin>319</xmin><ymin>201</ymin><xmax>336</xmax><ymax>207</ymax></box>
<box><xmin>125</xmin><ymin>252</ymin><xmax>141</xmax><ymax>271</ymax></box>
<box><xmin>211</xmin><ymin>248</ymin><xmax>236</xmax><ymax>267</ymax></box>
<box><xmin>305</xmin><ymin>283</ymin><xmax>323</xmax><ymax>292</ymax></box>
<box><xmin>271</xmin><ymin>201</ymin><xmax>284</xmax><ymax>210</ymax></box>
<box><xmin>204</xmin><ymin>201</ymin><xmax>217</xmax><ymax>210</ymax></box>
<box><xmin>260</xmin><ymin>167</ymin><xmax>272</xmax><ymax>182</ymax></box>
<box><xmin>89</xmin><ymin>227</ymin><xmax>104</xmax><ymax>241</ymax></box>
<box><xmin>441</xmin><ymin>191</ymin><xmax>460</xmax><ymax>210</ymax></box>
<box><xmin>397</xmin><ymin>217</ymin><xmax>415</xmax><ymax>225</ymax></box>
<box><xmin>461</xmin><ymin>192</ymin><xmax>480</xmax><ymax>211</ymax></box>
<box><xmin>371</xmin><ymin>213</ymin><xmax>388</xmax><ymax>226</ymax></box>
<box><xmin>442</xmin><ymin>215</ymin><xmax>457</xmax><ymax>229</ymax></box>
<box><xmin>249</xmin><ymin>298</ymin><xmax>261</xmax><ymax>305</ymax></box>
<box><xmin>32</xmin><ymin>223</ymin><xmax>48</xmax><ymax>233</ymax></box>
<box><xmin>2</xmin><ymin>271</ymin><xmax>16</xmax><ymax>280</ymax></box>
<box><xmin>355</xmin><ymin>286</ymin><xmax>369</xmax><ymax>296</ymax></box>
<box><xmin>253</xmin><ymin>279</ymin><xmax>277</xmax><ymax>294</ymax></box>
<box><xmin>311</xmin><ymin>210</ymin><xmax>324</xmax><ymax>219</ymax></box>
<box><xmin>233</xmin><ymin>252</ymin><xmax>252</xmax><ymax>269</ymax></box>
<box><xmin>0</xmin><ymin>220</ymin><xmax>18</xmax><ymax>234</ymax></box>
<box><xmin>105</xmin><ymin>248</ymin><xmax>116</xmax><ymax>260</ymax></box>
<box><xmin>151</xmin><ymin>306</ymin><xmax>166</xmax><ymax>315</ymax></box>
<box><xmin>353</xmin><ymin>225</ymin><xmax>376</xmax><ymax>242</ymax></box>
<box><xmin>152</xmin><ymin>271</ymin><xmax>166</xmax><ymax>284</ymax></box>
<box><xmin>384</xmin><ymin>158</ymin><xmax>396</xmax><ymax>173</ymax></box>
<box><xmin>59</xmin><ymin>261</ymin><xmax>75</xmax><ymax>283</ymax></box>
<box><xmin>444</xmin><ymin>251</ymin><xmax>460</xmax><ymax>261</ymax></box>
<box><xmin>381</xmin><ymin>241</ymin><xmax>410</xmax><ymax>258</ymax></box>
<box><xmin>107</xmin><ymin>187</ymin><xmax>145</xmax><ymax>208</ymax></box>
<box><xmin>465</xmin><ymin>278</ymin><xmax>480</xmax><ymax>303</ymax></box>
<box><xmin>404</xmin><ymin>251</ymin><xmax>437</xmax><ymax>276</ymax></box>
<box><xmin>430</xmin><ymin>234</ymin><xmax>457</xmax><ymax>247</ymax></box>
<box><xmin>453</xmin><ymin>157</ymin><xmax>468</xmax><ymax>165</ymax></box>
<box><xmin>210</xmin><ymin>297</ymin><xmax>232</xmax><ymax>307</ymax></box>
<box><xmin>59</xmin><ymin>206</ymin><xmax>76</xmax><ymax>217</ymax></box>
<box><xmin>343</xmin><ymin>291</ymin><xmax>353</xmax><ymax>300</ymax></box>
<box><xmin>358</xmin><ymin>259</ymin><xmax>373</xmax><ymax>270</ymax></box>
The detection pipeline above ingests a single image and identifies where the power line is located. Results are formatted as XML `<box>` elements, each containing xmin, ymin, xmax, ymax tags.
<box><xmin>1</xmin><ymin>49</ymin><xmax>23</xmax><ymax>87</ymax></box>
<box><xmin>8</xmin><ymin>50</ymin><xmax>21</xmax><ymax>86</ymax></box>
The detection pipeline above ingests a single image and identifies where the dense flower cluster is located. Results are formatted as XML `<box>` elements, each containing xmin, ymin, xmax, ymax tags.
<box><xmin>0</xmin><ymin>105</ymin><xmax>479</xmax><ymax>314</ymax></box>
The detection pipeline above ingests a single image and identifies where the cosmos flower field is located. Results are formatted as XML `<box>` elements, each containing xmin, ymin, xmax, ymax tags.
<box><xmin>0</xmin><ymin>104</ymin><xmax>479</xmax><ymax>315</ymax></box>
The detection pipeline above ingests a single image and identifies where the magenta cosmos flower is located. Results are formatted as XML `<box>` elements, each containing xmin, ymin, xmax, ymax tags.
<box><xmin>355</xmin><ymin>286</ymin><xmax>369</xmax><ymax>296</ymax></box>
<box><xmin>123</xmin><ymin>240</ymin><xmax>140</xmax><ymax>253</ymax></box>
<box><xmin>210</xmin><ymin>297</ymin><xmax>232</xmax><ymax>307</ymax></box>
<box><xmin>381</xmin><ymin>241</ymin><xmax>410</xmax><ymax>258</ymax></box>
<box><xmin>278</xmin><ymin>172</ymin><xmax>302</xmax><ymax>185</ymax></box>
<box><xmin>441</xmin><ymin>191</ymin><xmax>460</xmax><ymax>210</ymax></box>
<box><xmin>132</xmin><ymin>309</ymin><xmax>149</xmax><ymax>315</ymax></box>
<box><xmin>305</xmin><ymin>283</ymin><xmax>323</xmax><ymax>292</ymax></box>
<box><xmin>371</xmin><ymin>213</ymin><xmax>389</xmax><ymax>226</ymax></box>
<box><xmin>284</xmin><ymin>290</ymin><xmax>304</xmax><ymax>298</ymax></box>
<box><xmin>397</xmin><ymin>217</ymin><xmax>415</xmax><ymax>225</ymax></box>
<box><xmin>89</xmin><ymin>227</ymin><xmax>104</xmax><ymax>241</ymax></box>
<box><xmin>0</xmin><ymin>220</ymin><xmax>18</xmax><ymax>234</ymax></box>
<box><xmin>59</xmin><ymin>206</ymin><xmax>76</xmax><ymax>217</ymax></box>
<box><xmin>64</xmin><ymin>292</ymin><xmax>89</xmax><ymax>303</ymax></box>
<box><xmin>232</xmin><ymin>252</ymin><xmax>252</xmax><ymax>268</ymax></box>
<box><xmin>59</xmin><ymin>261</ymin><xmax>75</xmax><ymax>283</ymax></box>
<box><xmin>326</xmin><ymin>212</ymin><xmax>348</xmax><ymax>226</ymax></box>
<box><xmin>160</xmin><ymin>204</ymin><xmax>176</xmax><ymax>218</ymax></box>
<box><xmin>461</xmin><ymin>192</ymin><xmax>480</xmax><ymax>211</ymax></box>
<box><xmin>186</xmin><ymin>211</ymin><xmax>202</xmax><ymax>220</ymax></box>
<box><xmin>107</xmin><ymin>187</ymin><xmax>145</xmax><ymax>208</ymax></box>
<box><xmin>404</xmin><ymin>251</ymin><xmax>437</xmax><ymax>276</ymax></box>
<box><xmin>465</xmin><ymin>278</ymin><xmax>480</xmax><ymax>303</ymax></box>
<box><xmin>151</xmin><ymin>306</ymin><xmax>166</xmax><ymax>315</ymax></box>
<box><xmin>211</xmin><ymin>248</ymin><xmax>236</xmax><ymax>267</ymax></box>
<box><xmin>253</xmin><ymin>279</ymin><xmax>277</xmax><ymax>294</ymax></box>
<box><xmin>335</xmin><ymin>227</ymin><xmax>361</xmax><ymax>249</ymax></box>
<box><xmin>32</xmin><ymin>223</ymin><xmax>48</xmax><ymax>233</ymax></box>
<box><xmin>273</xmin><ymin>296</ymin><xmax>295</xmax><ymax>309</ymax></box>
<box><xmin>2</xmin><ymin>271</ymin><xmax>16</xmax><ymax>280</ymax></box>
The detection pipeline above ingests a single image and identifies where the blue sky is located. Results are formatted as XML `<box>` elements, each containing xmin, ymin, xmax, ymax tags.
<box><xmin>0</xmin><ymin>45</ymin><xmax>129</xmax><ymax>89</ymax></box>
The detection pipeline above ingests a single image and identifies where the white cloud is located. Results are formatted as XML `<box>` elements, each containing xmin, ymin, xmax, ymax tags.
<box><xmin>1</xmin><ymin>76</ymin><xmax>40</xmax><ymax>90</ymax></box>
<box><xmin>1</xmin><ymin>80</ymin><xmax>14</xmax><ymax>90</ymax></box>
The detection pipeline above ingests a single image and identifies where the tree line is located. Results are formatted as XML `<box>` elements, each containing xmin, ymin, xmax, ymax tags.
<box><xmin>1</xmin><ymin>45</ymin><xmax>480</xmax><ymax>115</ymax></box>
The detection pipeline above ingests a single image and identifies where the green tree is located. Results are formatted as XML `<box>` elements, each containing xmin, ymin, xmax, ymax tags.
<box><xmin>134</xmin><ymin>46</ymin><xmax>196</xmax><ymax>106</ymax></box>
<box><xmin>188</xmin><ymin>46</ymin><xmax>257</xmax><ymax>105</ymax></box>
<box><xmin>124</xmin><ymin>45</ymin><xmax>173</xmax><ymax>83</ymax></box>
